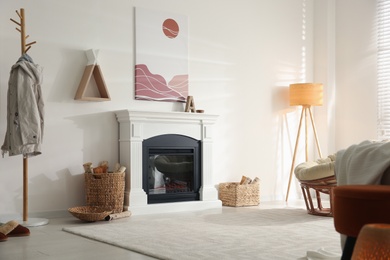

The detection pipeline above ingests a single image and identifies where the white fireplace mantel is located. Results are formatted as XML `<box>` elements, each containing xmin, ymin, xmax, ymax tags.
<box><xmin>115</xmin><ymin>110</ymin><xmax>222</xmax><ymax>215</ymax></box>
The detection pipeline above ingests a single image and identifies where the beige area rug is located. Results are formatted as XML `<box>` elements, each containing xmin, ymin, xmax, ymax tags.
<box><xmin>63</xmin><ymin>207</ymin><xmax>342</xmax><ymax>260</ymax></box>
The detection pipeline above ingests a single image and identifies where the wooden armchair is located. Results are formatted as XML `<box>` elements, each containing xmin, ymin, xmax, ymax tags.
<box><xmin>294</xmin><ymin>155</ymin><xmax>336</xmax><ymax>216</ymax></box>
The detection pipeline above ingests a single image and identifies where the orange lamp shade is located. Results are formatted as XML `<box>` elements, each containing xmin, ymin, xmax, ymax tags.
<box><xmin>289</xmin><ymin>83</ymin><xmax>323</xmax><ymax>106</ymax></box>
<box><xmin>352</xmin><ymin>223</ymin><xmax>390</xmax><ymax>259</ymax></box>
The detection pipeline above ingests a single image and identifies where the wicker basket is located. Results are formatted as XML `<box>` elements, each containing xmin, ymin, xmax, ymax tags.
<box><xmin>219</xmin><ymin>182</ymin><xmax>260</xmax><ymax>207</ymax></box>
<box><xmin>85</xmin><ymin>172</ymin><xmax>125</xmax><ymax>213</ymax></box>
<box><xmin>68</xmin><ymin>206</ymin><xmax>112</xmax><ymax>222</ymax></box>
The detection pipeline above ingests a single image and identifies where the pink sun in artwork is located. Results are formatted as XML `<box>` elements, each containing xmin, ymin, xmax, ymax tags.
<box><xmin>162</xmin><ymin>18</ymin><xmax>179</xmax><ymax>39</ymax></box>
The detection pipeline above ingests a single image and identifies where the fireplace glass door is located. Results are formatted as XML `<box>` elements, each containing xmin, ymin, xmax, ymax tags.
<box><xmin>143</xmin><ymin>134</ymin><xmax>201</xmax><ymax>204</ymax></box>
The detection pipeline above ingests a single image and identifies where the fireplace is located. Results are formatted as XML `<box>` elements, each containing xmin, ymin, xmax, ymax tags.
<box><xmin>115</xmin><ymin>110</ymin><xmax>222</xmax><ymax>215</ymax></box>
<box><xmin>143</xmin><ymin>134</ymin><xmax>201</xmax><ymax>204</ymax></box>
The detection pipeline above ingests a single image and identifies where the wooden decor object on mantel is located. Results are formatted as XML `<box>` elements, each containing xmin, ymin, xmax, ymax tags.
<box><xmin>185</xmin><ymin>95</ymin><xmax>196</xmax><ymax>112</ymax></box>
<box><xmin>75</xmin><ymin>49</ymin><xmax>111</xmax><ymax>101</ymax></box>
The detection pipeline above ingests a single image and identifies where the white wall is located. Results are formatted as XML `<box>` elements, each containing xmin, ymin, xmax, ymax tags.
<box><xmin>335</xmin><ymin>0</ymin><xmax>377</xmax><ymax>149</ymax></box>
<box><xmin>313</xmin><ymin>0</ymin><xmax>336</xmax><ymax>157</ymax></box>
<box><xmin>0</xmin><ymin>0</ymin><xmax>375</xmax><ymax>217</ymax></box>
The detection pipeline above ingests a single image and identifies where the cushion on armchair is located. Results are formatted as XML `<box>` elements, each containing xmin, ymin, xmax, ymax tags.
<box><xmin>294</xmin><ymin>154</ymin><xmax>335</xmax><ymax>181</ymax></box>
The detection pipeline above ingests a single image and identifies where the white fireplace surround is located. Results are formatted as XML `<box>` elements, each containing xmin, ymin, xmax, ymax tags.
<box><xmin>115</xmin><ymin>110</ymin><xmax>222</xmax><ymax>215</ymax></box>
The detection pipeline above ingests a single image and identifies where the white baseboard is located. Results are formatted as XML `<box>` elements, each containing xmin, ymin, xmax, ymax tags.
<box><xmin>0</xmin><ymin>210</ymin><xmax>69</xmax><ymax>222</ymax></box>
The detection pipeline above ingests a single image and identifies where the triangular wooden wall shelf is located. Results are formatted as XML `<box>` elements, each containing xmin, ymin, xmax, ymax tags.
<box><xmin>74</xmin><ymin>64</ymin><xmax>111</xmax><ymax>101</ymax></box>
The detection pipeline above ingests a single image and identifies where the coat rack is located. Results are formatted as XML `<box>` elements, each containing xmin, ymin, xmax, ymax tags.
<box><xmin>10</xmin><ymin>8</ymin><xmax>48</xmax><ymax>227</ymax></box>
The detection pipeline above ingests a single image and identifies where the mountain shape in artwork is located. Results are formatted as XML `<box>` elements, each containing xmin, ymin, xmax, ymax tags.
<box><xmin>135</xmin><ymin>64</ymin><xmax>188</xmax><ymax>102</ymax></box>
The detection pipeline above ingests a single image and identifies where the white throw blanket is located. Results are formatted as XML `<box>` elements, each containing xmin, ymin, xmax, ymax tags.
<box><xmin>335</xmin><ymin>140</ymin><xmax>390</xmax><ymax>185</ymax></box>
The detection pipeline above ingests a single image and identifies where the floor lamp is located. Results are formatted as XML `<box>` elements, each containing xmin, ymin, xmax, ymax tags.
<box><xmin>285</xmin><ymin>83</ymin><xmax>323</xmax><ymax>202</ymax></box>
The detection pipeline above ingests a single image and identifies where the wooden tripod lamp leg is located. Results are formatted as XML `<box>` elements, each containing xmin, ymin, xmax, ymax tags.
<box><xmin>286</xmin><ymin>107</ymin><xmax>305</xmax><ymax>202</ymax></box>
<box><xmin>307</xmin><ymin>108</ymin><xmax>323</xmax><ymax>158</ymax></box>
<box><xmin>304</xmin><ymin>107</ymin><xmax>309</xmax><ymax>162</ymax></box>
<box><xmin>23</xmin><ymin>157</ymin><xmax>28</xmax><ymax>222</ymax></box>
<box><xmin>286</xmin><ymin>106</ymin><xmax>323</xmax><ymax>202</ymax></box>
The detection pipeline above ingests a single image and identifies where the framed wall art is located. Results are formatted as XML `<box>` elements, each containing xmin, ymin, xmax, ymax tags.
<box><xmin>135</xmin><ymin>7</ymin><xmax>188</xmax><ymax>102</ymax></box>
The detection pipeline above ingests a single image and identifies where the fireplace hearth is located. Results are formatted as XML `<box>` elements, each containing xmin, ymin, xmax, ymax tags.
<box><xmin>115</xmin><ymin>110</ymin><xmax>222</xmax><ymax>215</ymax></box>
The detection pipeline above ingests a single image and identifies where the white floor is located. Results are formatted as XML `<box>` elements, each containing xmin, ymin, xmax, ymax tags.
<box><xmin>0</xmin><ymin>200</ymin><xmax>314</xmax><ymax>260</ymax></box>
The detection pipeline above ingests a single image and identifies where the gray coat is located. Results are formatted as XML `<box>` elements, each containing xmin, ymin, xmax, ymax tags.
<box><xmin>1</xmin><ymin>54</ymin><xmax>44</xmax><ymax>157</ymax></box>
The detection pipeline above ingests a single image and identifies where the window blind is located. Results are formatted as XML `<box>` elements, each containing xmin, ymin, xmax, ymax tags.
<box><xmin>378</xmin><ymin>0</ymin><xmax>390</xmax><ymax>139</ymax></box>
